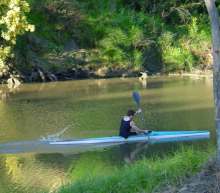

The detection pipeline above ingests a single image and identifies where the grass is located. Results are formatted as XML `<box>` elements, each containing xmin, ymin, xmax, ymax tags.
<box><xmin>57</xmin><ymin>145</ymin><xmax>214</xmax><ymax>193</ymax></box>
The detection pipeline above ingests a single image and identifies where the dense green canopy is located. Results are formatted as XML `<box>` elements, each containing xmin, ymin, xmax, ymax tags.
<box><xmin>0</xmin><ymin>0</ymin><xmax>213</xmax><ymax>82</ymax></box>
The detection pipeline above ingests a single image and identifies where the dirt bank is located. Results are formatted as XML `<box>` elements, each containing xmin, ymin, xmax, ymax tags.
<box><xmin>156</xmin><ymin>158</ymin><xmax>220</xmax><ymax>193</ymax></box>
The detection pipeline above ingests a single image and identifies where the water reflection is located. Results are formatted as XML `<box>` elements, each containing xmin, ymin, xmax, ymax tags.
<box><xmin>0</xmin><ymin>84</ymin><xmax>21</xmax><ymax>101</ymax></box>
<box><xmin>118</xmin><ymin>142</ymin><xmax>149</xmax><ymax>164</ymax></box>
<box><xmin>0</xmin><ymin>139</ymin><xmax>211</xmax><ymax>193</ymax></box>
<box><xmin>0</xmin><ymin>77</ymin><xmax>215</xmax><ymax>193</ymax></box>
<box><xmin>1</xmin><ymin>154</ymin><xmax>67</xmax><ymax>193</ymax></box>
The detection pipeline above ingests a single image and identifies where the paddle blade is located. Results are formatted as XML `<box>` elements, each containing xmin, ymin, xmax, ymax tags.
<box><xmin>132</xmin><ymin>91</ymin><xmax>140</xmax><ymax>106</ymax></box>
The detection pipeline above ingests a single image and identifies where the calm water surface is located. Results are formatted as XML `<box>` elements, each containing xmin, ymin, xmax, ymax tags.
<box><xmin>0</xmin><ymin>77</ymin><xmax>215</xmax><ymax>193</ymax></box>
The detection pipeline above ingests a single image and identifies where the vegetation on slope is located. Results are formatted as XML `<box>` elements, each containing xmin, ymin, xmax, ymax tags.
<box><xmin>0</xmin><ymin>0</ymin><xmax>213</xmax><ymax>82</ymax></box>
<box><xmin>57</xmin><ymin>146</ymin><xmax>213</xmax><ymax>193</ymax></box>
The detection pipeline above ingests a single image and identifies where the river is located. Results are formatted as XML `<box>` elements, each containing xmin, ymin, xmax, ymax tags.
<box><xmin>0</xmin><ymin>77</ymin><xmax>215</xmax><ymax>193</ymax></box>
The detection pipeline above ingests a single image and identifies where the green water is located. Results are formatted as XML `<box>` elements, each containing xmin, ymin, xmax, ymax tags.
<box><xmin>0</xmin><ymin>77</ymin><xmax>215</xmax><ymax>193</ymax></box>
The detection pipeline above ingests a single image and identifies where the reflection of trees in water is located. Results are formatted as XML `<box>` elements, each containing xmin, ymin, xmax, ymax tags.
<box><xmin>0</xmin><ymin>142</ymin><xmax>207</xmax><ymax>193</ymax></box>
<box><xmin>0</xmin><ymin>89</ymin><xmax>9</xmax><ymax>101</ymax></box>
<box><xmin>1</xmin><ymin>145</ymin><xmax>148</xmax><ymax>192</ymax></box>
<box><xmin>68</xmin><ymin>151</ymin><xmax>114</xmax><ymax>181</ymax></box>
<box><xmin>119</xmin><ymin>142</ymin><xmax>149</xmax><ymax>164</ymax></box>
<box><xmin>67</xmin><ymin>143</ymin><xmax>150</xmax><ymax>181</ymax></box>
<box><xmin>2</xmin><ymin>154</ymin><xmax>68</xmax><ymax>193</ymax></box>
<box><xmin>0</xmin><ymin>86</ymin><xmax>22</xmax><ymax>140</ymax></box>
<box><xmin>0</xmin><ymin>85</ymin><xmax>20</xmax><ymax>101</ymax></box>
<box><xmin>0</xmin><ymin>82</ymin><xmax>25</xmax><ymax>103</ymax></box>
<box><xmin>2</xmin><ymin>148</ymin><xmax>142</xmax><ymax>193</ymax></box>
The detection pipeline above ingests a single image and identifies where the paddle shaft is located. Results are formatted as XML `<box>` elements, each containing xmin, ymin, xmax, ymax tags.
<box><xmin>132</xmin><ymin>91</ymin><xmax>146</xmax><ymax>127</ymax></box>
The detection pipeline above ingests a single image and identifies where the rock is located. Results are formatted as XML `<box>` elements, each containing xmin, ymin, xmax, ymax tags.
<box><xmin>37</xmin><ymin>68</ymin><xmax>46</xmax><ymax>82</ymax></box>
<box><xmin>46</xmin><ymin>73</ymin><xmax>58</xmax><ymax>81</ymax></box>
<box><xmin>7</xmin><ymin>76</ymin><xmax>21</xmax><ymax>89</ymax></box>
<box><xmin>95</xmin><ymin>67</ymin><xmax>109</xmax><ymax>77</ymax></box>
<box><xmin>29</xmin><ymin>65</ymin><xmax>47</xmax><ymax>82</ymax></box>
<box><xmin>139</xmin><ymin>72</ymin><xmax>148</xmax><ymax>81</ymax></box>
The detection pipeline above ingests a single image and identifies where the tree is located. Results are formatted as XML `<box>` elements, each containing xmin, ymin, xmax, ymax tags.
<box><xmin>0</xmin><ymin>0</ymin><xmax>34</xmax><ymax>84</ymax></box>
<box><xmin>204</xmin><ymin>0</ymin><xmax>220</xmax><ymax>162</ymax></box>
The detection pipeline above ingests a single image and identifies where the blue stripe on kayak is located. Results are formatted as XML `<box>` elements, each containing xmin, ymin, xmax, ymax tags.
<box><xmin>53</xmin><ymin>130</ymin><xmax>209</xmax><ymax>142</ymax></box>
<box><xmin>93</xmin><ymin>131</ymin><xmax>209</xmax><ymax>140</ymax></box>
<box><xmin>149</xmin><ymin>130</ymin><xmax>209</xmax><ymax>136</ymax></box>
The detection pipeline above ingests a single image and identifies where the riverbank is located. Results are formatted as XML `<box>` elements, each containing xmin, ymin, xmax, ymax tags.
<box><xmin>14</xmin><ymin>67</ymin><xmax>214</xmax><ymax>85</ymax></box>
<box><xmin>168</xmin><ymin>69</ymin><xmax>213</xmax><ymax>79</ymax></box>
<box><xmin>3</xmin><ymin>68</ymin><xmax>214</xmax><ymax>92</ymax></box>
<box><xmin>158</xmin><ymin>157</ymin><xmax>219</xmax><ymax>193</ymax></box>
<box><xmin>26</xmin><ymin>66</ymin><xmax>140</xmax><ymax>82</ymax></box>
<box><xmin>56</xmin><ymin>146</ymin><xmax>213</xmax><ymax>193</ymax></box>
<box><xmin>1</xmin><ymin>1</ymin><xmax>212</xmax><ymax>84</ymax></box>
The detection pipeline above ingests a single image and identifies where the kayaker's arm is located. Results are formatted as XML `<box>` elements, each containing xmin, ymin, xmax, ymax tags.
<box><xmin>130</xmin><ymin>121</ymin><xmax>145</xmax><ymax>133</ymax></box>
<box><xmin>135</xmin><ymin>108</ymin><xmax>142</xmax><ymax>115</ymax></box>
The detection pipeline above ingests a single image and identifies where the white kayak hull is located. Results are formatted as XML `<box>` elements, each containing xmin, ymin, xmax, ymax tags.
<box><xmin>49</xmin><ymin>130</ymin><xmax>210</xmax><ymax>145</ymax></box>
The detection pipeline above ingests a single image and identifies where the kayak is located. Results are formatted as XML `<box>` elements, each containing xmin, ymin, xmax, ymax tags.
<box><xmin>49</xmin><ymin>130</ymin><xmax>210</xmax><ymax>145</ymax></box>
<box><xmin>0</xmin><ymin>130</ymin><xmax>210</xmax><ymax>155</ymax></box>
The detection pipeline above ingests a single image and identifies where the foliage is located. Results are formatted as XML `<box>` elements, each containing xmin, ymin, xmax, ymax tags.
<box><xmin>90</xmin><ymin>10</ymin><xmax>163</xmax><ymax>70</ymax></box>
<box><xmin>99</xmin><ymin>26</ymin><xmax>144</xmax><ymax>68</ymax></box>
<box><xmin>0</xmin><ymin>0</ymin><xmax>34</xmax><ymax>81</ymax></box>
<box><xmin>58</xmin><ymin>146</ymin><xmax>213</xmax><ymax>193</ymax></box>
<box><xmin>0</xmin><ymin>0</ymin><xmax>212</xmax><ymax>82</ymax></box>
<box><xmin>158</xmin><ymin>32</ymin><xmax>194</xmax><ymax>72</ymax></box>
<box><xmin>158</xmin><ymin>16</ymin><xmax>211</xmax><ymax>72</ymax></box>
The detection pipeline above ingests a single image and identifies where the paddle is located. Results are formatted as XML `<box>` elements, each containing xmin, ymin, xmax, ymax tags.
<box><xmin>132</xmin><ymin>91</ymin><xmax>152</xmax><ymax>135</ymax></box>
<box><xmin>132</xmin><ymin>91</ymin><xmax>146</xmax><ymax>124</ymax></box>
<box><xmin>132</xmin><ymin>91</ymin><xmax>141</xmax><ymax>108</ymax></box>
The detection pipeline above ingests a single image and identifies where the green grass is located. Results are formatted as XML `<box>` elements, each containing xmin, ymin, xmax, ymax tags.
<box><xmin>58</xmin><ymin>146</ymin><xmax>214</xmax><ymax>193</ymax></box>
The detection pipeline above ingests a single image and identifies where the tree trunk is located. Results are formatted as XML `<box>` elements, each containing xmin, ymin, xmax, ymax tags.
<box><xmin>204</xmin><ymin>0</ymin><xmax>220</xmax><ymax>163</ymax></box>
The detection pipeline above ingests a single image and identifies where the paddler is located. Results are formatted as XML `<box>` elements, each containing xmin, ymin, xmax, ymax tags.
<box><xmin>119</xmin><ymin>109</ymin><xmax>152</xmax><ymax>138</ymax></box>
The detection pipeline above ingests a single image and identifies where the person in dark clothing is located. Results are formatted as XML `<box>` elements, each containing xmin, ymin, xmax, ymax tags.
<box><xmin>119</xmin><ymin>109</ymin><xmax>151</xmax><ymax>138</ymax></box>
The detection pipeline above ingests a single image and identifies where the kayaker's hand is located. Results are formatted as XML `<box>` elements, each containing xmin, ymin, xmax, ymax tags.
<box><xmin>136</xmin><ymin>108</ymin><xmax>142</xmax><ymax>114</ymax></box>
<box><xmin>144</xmin><ymin>130</ymin><xmax>152</xmax><ymax>134</ymax></box>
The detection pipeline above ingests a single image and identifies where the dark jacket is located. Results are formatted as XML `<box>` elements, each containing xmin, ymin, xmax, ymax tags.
<box><xmin>119</xmin><ymin>117</ymin><xmax>136</xmax><ymax>138</ymax></box>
